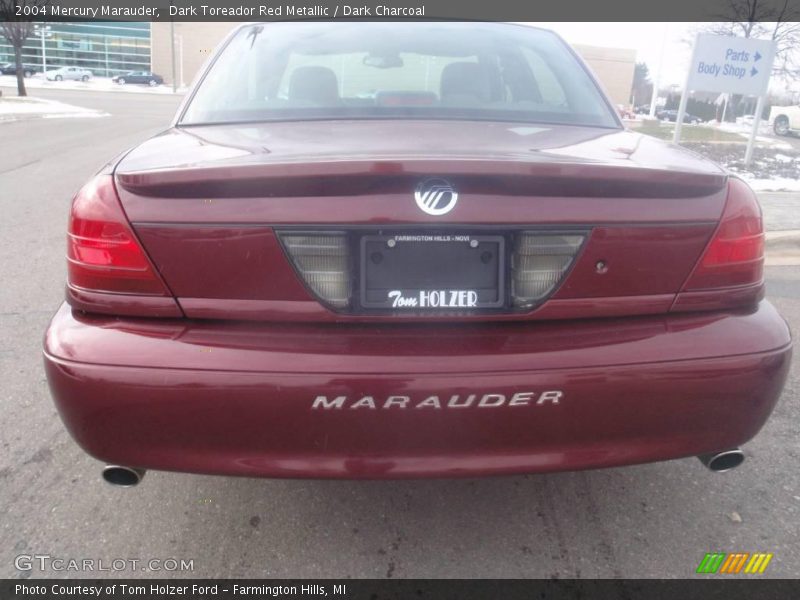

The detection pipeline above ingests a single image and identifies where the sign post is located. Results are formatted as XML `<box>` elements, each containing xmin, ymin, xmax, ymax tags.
<box><xmin>745</xmin><ymin>95</ymin><xmax>766</xmax><ymax>165</ymax></box>
<box><xmin>673</xmin><ymin>59</ymin><xmax>691</xmax><ymax>143</ymax></box>
<box><xmin>674</xmin><ymin>34</ymin><xmax>775</xmax><ymax>165</ymax></box>
<box><xmin>33</xmin><ymin>24</ymin><xmax>51</xmax><ymax>75</ymax></box>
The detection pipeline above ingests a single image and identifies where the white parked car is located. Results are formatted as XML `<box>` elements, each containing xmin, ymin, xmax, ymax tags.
<box><xmin>769</xmin><ymin>105</ymin><xmax>800</xmax><ymax>136</ymax></box>
<box><xmin>46</xmin><ymin>66</ymin><xmax>93</xmax><ymax>82</ymax></box>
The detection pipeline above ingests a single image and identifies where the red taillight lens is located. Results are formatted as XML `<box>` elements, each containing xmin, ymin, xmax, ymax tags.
<box><xmin>684</xmin><ymin>177</ymin><xmax>764</xmax><ymax>291</ymax></box>
<box><xmin>67</xmin><ymin>176</ymin><xmax>168</xmax><ymax>295</ymax></box>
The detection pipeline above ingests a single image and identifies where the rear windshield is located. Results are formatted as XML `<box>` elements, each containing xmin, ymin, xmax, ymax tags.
<box><xmin>180</xmin><ymin>22</ymin><xmax>619</xmax><ymax>128</ymax></box>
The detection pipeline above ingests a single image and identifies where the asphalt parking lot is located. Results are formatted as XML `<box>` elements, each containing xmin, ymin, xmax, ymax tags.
<box><xmin>1</xmin><ymin>87</ymin><xmax>799</xmax><ymax>580</ymax></box>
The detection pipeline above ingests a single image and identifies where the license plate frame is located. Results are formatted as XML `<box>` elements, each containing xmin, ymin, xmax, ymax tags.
<box><xmin>359</xmin><ymin>234</ymin><xmax>505</xmax><ymax>310</ymax></box>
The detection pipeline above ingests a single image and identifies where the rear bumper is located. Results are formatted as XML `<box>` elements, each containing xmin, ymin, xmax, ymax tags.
<box><xmin>44</xmin><ymin>301</ymin><xmax>791</xmax><ymax>478</ymax></box>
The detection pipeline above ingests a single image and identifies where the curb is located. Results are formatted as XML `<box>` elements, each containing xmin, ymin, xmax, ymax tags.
<box><xmin>0</xmin><ymin>110</ymin><xmax>109</xmax><ymax>123</ymax></box>
<box><xmin>1</xmin><ymin>81</ymin><xmax>186</xmax><ymax>98</ymax></box>
<box><xmin>766</xmin><ymin>230</ymin><xmax>800</xmax><ymax>266</ymax></box>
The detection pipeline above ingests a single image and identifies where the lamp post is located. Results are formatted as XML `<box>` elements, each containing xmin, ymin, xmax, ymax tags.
<box><xmin>33</xmin><ymin>24</ymin><xmax>52</xmax><ymax>76</ymax></box>
<box><xmin>170</xmin><ymin>18</ymin><xmax>177</xmax><ymax>93</ymax></box>
<box><xmin>649</xmin><ymin>24</ymin><xmax>669</xmax><ymax>120</ymax></box>
<box><xmin>177</xmin><ymin>33</ymin><xmax>185</xmax><ymax>88</ymax></box>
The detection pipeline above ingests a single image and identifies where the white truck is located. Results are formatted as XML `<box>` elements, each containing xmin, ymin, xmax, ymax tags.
<box><xmin>769</xmin><ymin>105</ymin><xmax>800</xmax><ymax>136</ymax></box>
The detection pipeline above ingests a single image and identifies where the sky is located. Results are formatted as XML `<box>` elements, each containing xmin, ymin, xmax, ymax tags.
<box><xmin>525</xmin><ymin>22</ymin><xmax>795</xmax><ymax>94</ymax></box>
<box><xmin>537</xmin><ymin>22</ymin><xmax>694</xmax><ymax>88</ymax></box>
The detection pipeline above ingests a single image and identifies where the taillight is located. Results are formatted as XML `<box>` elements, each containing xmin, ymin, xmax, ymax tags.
<box><xmin>511</xmin><ymin>233</ymin><xmax>585</xmax><ymax>308</ymax></box>
<box><xmin>67</xmin><ymin>175</ymin><xmax>168</xmax><ymax>295</ymax></box>
<box><xmin>280</xmin><ymin>233</ymin><xmax>351</xmax><ymax>308</ymax></box>
<box><xmin>683</xmin><ymin>178</ymin><xmax>764</xmax><ymax>291</ymax></box>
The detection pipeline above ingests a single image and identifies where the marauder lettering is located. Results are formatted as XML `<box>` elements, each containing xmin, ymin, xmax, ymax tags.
<box><xmin>312</xmin><ymin>391</ymin><xmax>563</xmax><ymax>410</ymax></box>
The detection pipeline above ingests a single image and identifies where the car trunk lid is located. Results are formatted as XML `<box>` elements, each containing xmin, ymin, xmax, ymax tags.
<box><xmin>113</xmin><ymin>120</ymin><xmax>730</xmax><ymax>322</ymax></box>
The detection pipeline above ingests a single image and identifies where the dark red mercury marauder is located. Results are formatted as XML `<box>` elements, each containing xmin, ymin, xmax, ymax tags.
<box><xmin>43</xmin><ymin>22</ymin><xmax>791</xmax><ymax>486</ymax></box>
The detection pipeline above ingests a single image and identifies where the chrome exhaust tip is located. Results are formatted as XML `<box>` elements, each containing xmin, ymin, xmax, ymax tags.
<box><xmin>698</xmin><ymin>449</ymin><xmax>745</xmax><ymax>473</ymax></box>
<box><xmin>102</xmin><ymin>465</ymin><xmax>145</xmax><ymax>487</ymax></box>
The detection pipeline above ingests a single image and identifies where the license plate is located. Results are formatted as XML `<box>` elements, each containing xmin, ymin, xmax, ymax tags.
<box><xmin>360</xmin><ymin>234</ymin><xmax>505</xmax><ymax>309</ymax></box>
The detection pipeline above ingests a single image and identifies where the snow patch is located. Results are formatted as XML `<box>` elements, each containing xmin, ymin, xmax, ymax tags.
<box><xmin>0</xmin><ymin>96</ymin><xmax>108</xmax><ymax>120</ymax></box>
<box><xmin>740</xmin><ymin>176</ymin><xmax>800</xmax><ymax>192</ymax></box>
<box><xmin>0</xmin><ymin>74</ymin><xmax>185</xmax><ymax>95</ymax></box>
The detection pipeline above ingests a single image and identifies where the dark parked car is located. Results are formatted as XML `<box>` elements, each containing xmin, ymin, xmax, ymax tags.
<box><xmin>44</xmin><ymin>22</ymin><xmax>790</xmax><ymax>487</ymax></box>
<box><xmin>658</xmin><ymin>109</ymin><xmax>703</xmax><ymax>124</ymax></box>
<box><xmin>0</xmin><ymin>62</ymin><xmax>33</xmax><ymax>77</ymax></box>
<box><xmin>112</xmin><ymin>71</ymin><xmax>164</xmax><ymax>86</ymax></box>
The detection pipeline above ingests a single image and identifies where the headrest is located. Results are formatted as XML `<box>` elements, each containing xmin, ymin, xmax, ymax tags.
<box><xmin>288</xmin><ymin>66</ymin><xmax>340</xmax><ymax>105</ymax></box>
<box><xmin>440</xmin><ymin>62</ymin><xmax>493</xmax><ymax>104</ymax></box>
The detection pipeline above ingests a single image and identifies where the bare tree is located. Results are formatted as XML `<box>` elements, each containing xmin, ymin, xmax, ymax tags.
<box><xmin>693</xmin><ymin>1</ymin><xmax>800</xmax><ymax>119</ymax></box>
<box><xmin>0</xmin><ymin>0</ymin><xmax>49</xmax><ymax>96</ymax></box>
<box><xmin>703</xmin><ymin>0</ymin><xmax>800</xmax><ymax>80</ymax></box>
<box><xmin>630</xmin><ymin>62</ymin><xmax>652</xmax><ymax>107</ymax></box>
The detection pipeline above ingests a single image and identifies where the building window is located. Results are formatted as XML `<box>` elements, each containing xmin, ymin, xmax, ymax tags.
<box><xmin>0</xmin><ymin>22</ymin><xmax>150</xmax><ymax>77</ymax></box>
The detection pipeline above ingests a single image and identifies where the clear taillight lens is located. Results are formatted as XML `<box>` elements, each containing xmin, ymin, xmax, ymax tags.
<box><xmin>280</xmin><ymin>234</ymin><xmax>351</xmax><ymax>308</ymax></box>
<box><xmin>512</xmin><ymin>233</ymin><xmax>585</xmax><ymax>307</ymax></box>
